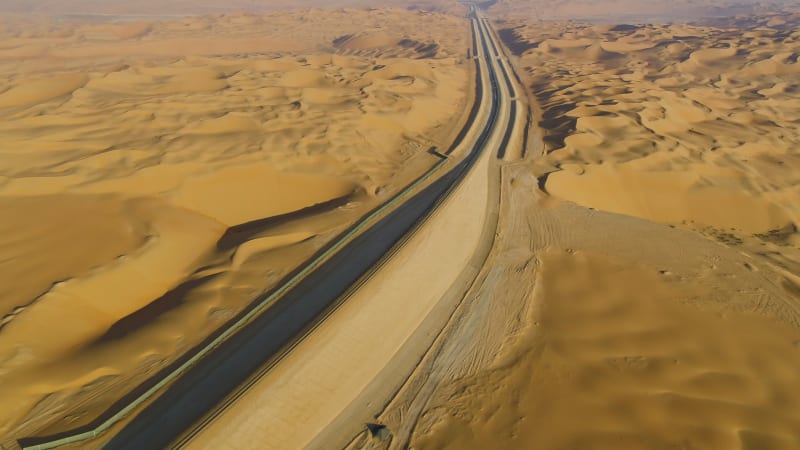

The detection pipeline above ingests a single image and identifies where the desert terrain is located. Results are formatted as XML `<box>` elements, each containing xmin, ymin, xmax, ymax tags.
<box><xmin>0</xmin><ymin>6</ymin><xmax>472</xmax><ymax>443</ymax></box>
<box><xmin>488</xmin><ymin>0</ymin><xmax>799</xmax><ymax>22</ymax></box>
<box><xmin>0</xmin><ymin>0</ymin><xmax>466</xmax><ymax>16</ymax></box>
<box><xmin>3</xmin><ymin>0</ymin><xmax>800</xmax><ymax>449</ymax></box>
<box><xmin>361</xmin><ymin>7</ymin><xmax>800</xmax><ymax>450</ymax></box>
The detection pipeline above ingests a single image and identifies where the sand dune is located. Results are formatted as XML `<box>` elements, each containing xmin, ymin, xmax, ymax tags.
<box><xmin>0</xmin><ymin>195</ymin><xmax>147</xmax><ymax>323</ymax></box>
<box><xmin>546</xmin><ymin>163</ymin><xmax>791</xmax><ymax>233</ymax></box>
<box><xmin>0</xmin><ymin>8</ymin><xmax>469</xmax><ymax>441</ymax></box>
<box><xmin>6</xmin><ymin>1</ymin><xmax>800</xmax><ymax>448</ymax></box>
<box><xmin>363</xmin><ymin>9</ymin><xmax>800</xmax><ymax>450</ymax></box>
<box><xmin>0</xmin><ymin>73</ymin><xmax>88</xmax><ymax>108</ymax></box>
<box><xmin>414</xmin><ymin>250</ymin><xmax>800</xmax><ymax>449</ymax></box>
<box><xmin>171</xmin><ymin>164</ymin><xmax>359</xmax><ymax>226</ymax></box>
<box><xmin>486</xmin><ymin>0</ymin><xmax>799</xmax><ymax>22</ymax></box>
<box><xmin>494</xmin><ymin>13</ymin><xmax>800</xmax><ymax>239</ymax></box>
<box><xmin>0</xmin><ymin>0</ymin><xmax>468</xmax><ymax>16</ymax></box>
<box><xmin>0</xmin><ymin>9</ymin><xmax>468</xmax><ymax>65</ymax></box>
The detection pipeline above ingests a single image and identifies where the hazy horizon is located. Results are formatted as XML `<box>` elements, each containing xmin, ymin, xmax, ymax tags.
<box><xmin>1</xmin><ymin>0</ymin><xmax>797</xmax><ymax>22</ymax></box>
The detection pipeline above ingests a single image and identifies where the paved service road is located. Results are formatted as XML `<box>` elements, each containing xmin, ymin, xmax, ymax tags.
<box><xmin>18</xmin><ymin>6</ymin><xmax>517</xmax><ymax>450</ymax></box>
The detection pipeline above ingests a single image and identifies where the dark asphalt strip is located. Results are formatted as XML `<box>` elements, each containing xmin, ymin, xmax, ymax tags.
<box><xmin>19</xmin><ymin>14</ymin><xmax>505</xmax><ymax>450</ymax></box>
<box><xmin>445</xmin><ymin>21</ymin><xmax>483</xmax><ymax>155</ymax></box>
<box><xmin>483</xmin><ymin>18</ymin><xmax>500</xmax><ymax>57</ymax></box>
<box><xmin>104</xmin><ymin>19</ymin><xmax>500</xmax><ymax>450</ymax></box>
<box><xmin>496</xmin><ymin>61</ymin><xmax>517</xmax><ymax>159</ymax></box>
<box><xmin>498</xmin><ymin>57</ymin><xmax>515</xmax><ymax>97</ymax></box>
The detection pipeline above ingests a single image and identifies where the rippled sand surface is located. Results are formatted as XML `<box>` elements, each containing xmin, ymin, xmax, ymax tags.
<box><xmin>383</xmin><ymin>9</ymin><xmax>800</xmax><ymax>450</ymax></box>
<box><xmin>0</xmin><ymin>8</ymin><xmax>470</xmax><ymax>441</ymax></box>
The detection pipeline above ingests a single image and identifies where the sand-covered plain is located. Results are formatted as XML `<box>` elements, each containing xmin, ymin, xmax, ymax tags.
<box><xmin>0</xmin><ymin>0</ymin><xmax>467</xmax><ymax>17</ymax></box>
<box><xmin>351</xmin><ymin>10</ymin><xmax>800</xmax><ymax>450</ymax></box>
<box><xmin>498</xmin><ymin>12</ymin><xmax>800</xmax><ymax>244</ymax></box>
<box><xmin>0</xmin><ymin>8</ymin><xmax>470</xmax><ymax>442</ymax></box>
<box><xmin>6</xmin><ymin>2</ymin><xmax>800</xmax><ymax>448</ymax></box>
<box><xmin>488</xmin><ymin>0</ymin><xmax>799</xmax><ymax>22</ymax></box>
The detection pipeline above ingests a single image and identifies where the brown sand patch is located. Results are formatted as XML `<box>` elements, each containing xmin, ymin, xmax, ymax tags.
<box><xmin>414</xmin><ymin>251</ymin><xmax>800</xmax><ymax>450</ymax></box>
<box><xmin>546</xmin><ymin>163</ymin><xmax>791</xmax><ymax>233</ymax></box>
<box><xmin>171</xmin><ymin>164</ymin><xmax>359</xmax><ymax>226</ymax></box>
<box><xmin>0</xmin><ymin>8</ymin><xmax>470</xmax><ymax>441</ymax></box>
<box><xmin>0</xmin><ymin>0</ymin><xmax>468</xmax><ymax>16</ymax></box>
<box><xmin>0</xmin><ymin>73</ymin><xmax>88</xmax><ymax>108</ymax></box>
<box><xmin>0</xmin><ymin>8</ymin><xmax>469</xmax><ymax>63</ymax></box>
<box><xmin>485</xmin><ymin>0</ymin><xmax>799</xmax><ymax>22</ymax></box>
<box><xmin>362</xmin><ymin>10</ymin><xmax>800</xmax><ymax>450</ymax></box>
<box><xmin>338</xmin><ymin>31</ymin><xmax>399</xmax><ymax>50</ymax></box>
<box><xmin>0</xmin><ymin>195</ymin><xmax>147</xmax><ymax>322</ymax></box>
<box><xmin>491</xmin><ymin>14</ymin><xmax>800</xmax><ymax>240</ymax></box>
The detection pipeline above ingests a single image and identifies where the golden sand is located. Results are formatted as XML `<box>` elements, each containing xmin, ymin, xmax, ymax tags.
<box><xmin>0</xmin><ymin>8</ymin><xmax>469</xmax><ymax>441</ymax></box>
<box><xmin>352</xmin><ymin>9</ymin><xmax>800</xmax><ymax>450</ymax></box>
<box><xmin>4</xmin><ymin>2</ymin><xmax>800</xmax><ymax>448</ymax></box>
<box><xmin>488</xmin><ymin>0</ymin><xmax>800</xmax><ymax>22</ymax></box>
<box><xmin>499</xmin><ymin>14</ymin><xmax>800</xmax><ymax>240</ymax></box>
<box><xmin>0</xmin><ymin>0</ymin><xmax>466</xmax><ymax>16</ymax></box>
<box><xmin>415</xmin><ymin>250</ymin><xmax>800</xmax><ymax>449</ymax></box>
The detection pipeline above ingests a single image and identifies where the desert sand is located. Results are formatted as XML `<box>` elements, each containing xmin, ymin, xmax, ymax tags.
<box><xmin>0</xmin><ymin>7</ymin><xmax>471</xmax><ymax>442</ymax></box>
<box><xmin>344</xmin><ymin>7</ymin><xmax>800</xmax><ymax>450</ymax></box>
<box><xmin>4</xmin><ymin>0</ymin><xmax>800</xmax><ymax>448</ymax></box>
<box><xmin>0</xmin><ymin>0</ymin><xmax>467</xmax><ymax>16</ymax></box>
<box><xmin>173</xmin><ymin>18</ymin><xmax>518</xmax><ymax>448</ymax></box>
<box><xmin>488</xmin><ymin>0</ymin><xmax>800</xmax><ymax>22</ymax></box>
<box><xmin>500</xmin><ymin>12</ymin><xmax>800</xmax><ymax>245</ymax></box>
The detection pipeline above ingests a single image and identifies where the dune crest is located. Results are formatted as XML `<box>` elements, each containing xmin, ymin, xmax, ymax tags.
<box><xmin>380</xmin><ymin>9</ymin><xmax>800</xmax><ymax>450</ymax></box>
<box><xmin>546</xmin><ymin>163</ymin><xmax>791</xmax><ymax>233</ymax></box>
<box><xmin>0</xmin><ymin>8</ymin><xmax>470</xmax><ymax>441</ymax></box>
<box><xmin>171</xmin><ymin>164</ymin><xmax>359</xmax><ymax>226</ymax></box>
<box><xmin>0</xmin><ymin>73</ymin><xmax>88</xmax><ymax>108</ymax></box>
<box><xmin>489</xmin><ymin>14</ymin><xmax>800</xmax><ymax>240</ymax></box>
<box><xmin>414</xmin><ymin>251</ymin><xmax>800</xmax><ymax>450</ymax></box>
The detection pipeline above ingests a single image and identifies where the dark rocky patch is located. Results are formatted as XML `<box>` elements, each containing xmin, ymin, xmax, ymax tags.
<box><xmin>332</xmin><ymin>34</ymin><xmax>352</xmax><ymax>46</ymax></box>
<box><xmin>609</xmin><ymin>24</ymin><xmax>640</xmax><ymax>32</ymax></box>
<box><xmin>497</xmin><ymin>27</ymin><xmax>538</xmax><ymax>56</ymax></box>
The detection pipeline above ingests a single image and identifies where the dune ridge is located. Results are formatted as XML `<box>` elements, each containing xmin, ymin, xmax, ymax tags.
<box><xmin>0</xmin><ymin>8</ymin><xmax>470</xmax><ymax>441</ymax></box>
<box><xmin>360</xmin><ymin>9</ymin><xmax>800</xmax><ymax>450</ymax></box>
<box><xmin>493</xmin><ymin>13</ymin><xmax>800</xmax><ymax>242</ymax></box>
<box><xmin>414</xmin><ymin>251</ymin><xmax>800</xmax><ymax>450</ymax></box>
<box><xmin>0</xmin><ymin>8</ymin><xmax>467</xmax><ymax>64</ymax></box>
<box><xmin>486</xmin><ymin>0</ymin><xmax>799</xmax><ymax>22</ymax></box>
<box><xmin>0</xmin><ymin>0</ymin><xmax>468</xmax><ymax>16</ymax></box>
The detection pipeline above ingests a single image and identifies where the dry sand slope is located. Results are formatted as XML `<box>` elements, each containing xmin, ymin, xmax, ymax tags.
<box><xmin>497</xmin><ymin>12</ymin><xmax>800</xmax><ymax>247</ymax></box>
<box><xmin>0</xmin><ymin>0</ymin><xmax>467</xmax><ymax>16</ymax></box>
<box><xmin>350</xmin><ymin>9</ymin><xmax>800</xmax><ymax>450</ymax></box>
<box><xmin>0</xmin><ymin>8</ymin><xmax>470</xmax><ymax>441</ymax></box>
<box><xmin>487</xmin><ymin>0</ymin><xmax>799</xmax><ymax>22</ymax></box>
